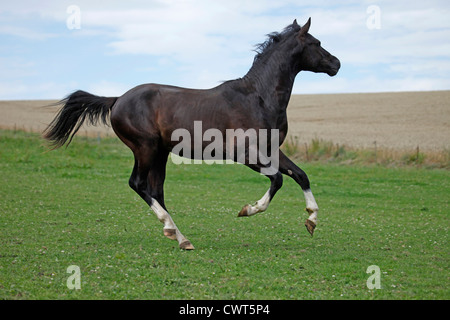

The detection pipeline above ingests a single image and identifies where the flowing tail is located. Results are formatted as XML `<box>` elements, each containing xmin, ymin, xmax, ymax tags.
<box><xmin>43</xmin><ymin>90</ymin><xmax>118</xmax><ymax>149</ymax></box>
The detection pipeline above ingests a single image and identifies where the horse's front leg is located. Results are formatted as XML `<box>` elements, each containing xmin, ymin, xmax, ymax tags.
<box><xmin>238</xmin><ymin>167</ymin><xmax>283</xmax><ymax>217</ymax></box>
<box><xmin>278</xmin><ymin>151</ymin><xmax>319</xmax><ymax>236</ymax></box>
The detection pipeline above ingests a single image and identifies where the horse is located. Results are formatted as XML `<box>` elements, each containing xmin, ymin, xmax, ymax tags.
<box><xmin>43</xmin><ymin>18</ymin><xmax>340</xmax><ymax>250</ymax></box>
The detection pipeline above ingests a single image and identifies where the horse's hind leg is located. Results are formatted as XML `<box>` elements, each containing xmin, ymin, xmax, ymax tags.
<box><xmin>149</xmin><ymin>197</ymin><xmax>194</xmax><ymax>250</ymax></box>
<box><xmin>130</xmin><ymin>147</ymin><xmax>194</xmax><ymax>250</ymax></box>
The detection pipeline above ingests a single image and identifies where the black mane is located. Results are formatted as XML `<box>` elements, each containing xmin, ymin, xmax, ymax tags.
<box><xmin>253</xmin><ymin>22</ymin><xmax>301</xmax><ymax>62</ymax></box>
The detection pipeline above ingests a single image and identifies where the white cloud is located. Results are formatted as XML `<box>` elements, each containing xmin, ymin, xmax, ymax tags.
<box><xmin>0</xmin><ymin>25</ymin><xmax>57</xmax><ymax>40</ymax></box>
<box><xmin>294</xmin><ymin>75</ymin><xmax>450</xmax><ymax>94</ymax></box>
<box><xmin>79</xmin><ymin>2</ymin><xmax>292</xmax><ymax>59</ymax></box>
<box><xmin>87</xmin><ymin>80</ymin><xmax>131</xmax><ymax>97</ymax></box>
<box><xmin>0</xmin><ymin>0</ymin><xmax>450</xmax><ymax>97</ymax></box>
<box><xmin>0</xmin><ymin>81</ymin><xmax>74</xmax><ymax>100</ymax></box>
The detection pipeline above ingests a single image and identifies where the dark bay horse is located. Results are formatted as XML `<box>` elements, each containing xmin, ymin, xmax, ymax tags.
<box><xmin>44</xmin><ymin>18</ymin><xmax>340</xmax><ymax>250</ymax></box>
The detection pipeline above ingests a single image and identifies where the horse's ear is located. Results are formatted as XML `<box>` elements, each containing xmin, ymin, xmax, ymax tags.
<box><xmin>293</xmin><ymin>19</ymin><xmax>299</xmax><ymax>27</ymax></box>
<box><xmin>298</xmin><ymin>17</ymin><xmax>311</xmax><ymax>37</ymax></box>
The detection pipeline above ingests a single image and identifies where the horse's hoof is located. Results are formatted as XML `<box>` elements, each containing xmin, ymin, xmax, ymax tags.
<box><xmin>238</xmin><ymin>205</ymin><xmax>250</xmax><ymax>217</ymax></box>
<box><xmin>305</xmin><ymin>219</ymin><xmax>316</xmax><ymax>237</ymax></box>
<box><xmin>164</xmin><ymin>228</ymin><xmax>177</xmax><ymax>240</ymax></box>
<box><xmin>179</xmin><ymin>240</ymin><xmax>195</xmax><ymax>250</ymax></box>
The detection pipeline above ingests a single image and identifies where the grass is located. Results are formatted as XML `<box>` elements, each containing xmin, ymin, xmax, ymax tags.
<box><xmin>281</xmin><ymin>136</ymin><xmax>450</xmax><ymax>169</ymax></box>
<box><xmin>0</xmin><ymin>130</ymin><xmax>449</xmax><ymax>299</ymax></box>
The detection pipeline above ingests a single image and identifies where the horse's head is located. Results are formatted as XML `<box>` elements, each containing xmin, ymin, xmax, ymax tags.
<box><xmin>292</xmin><ymin>18</ymin><xmax>340</xmax><ymax>76</ymax></box>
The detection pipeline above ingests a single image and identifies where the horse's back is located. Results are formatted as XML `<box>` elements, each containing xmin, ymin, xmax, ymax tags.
<box><xmin>110</xmin><ymin>83</ymin><xmax>228</xmax><ymax>146</ymax></box>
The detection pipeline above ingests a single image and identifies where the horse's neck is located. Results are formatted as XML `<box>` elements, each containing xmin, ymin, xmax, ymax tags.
<box><xmin>243</xmin><ymin>53</ymin><xmax>297</xmax><ymax>111</ymax></box>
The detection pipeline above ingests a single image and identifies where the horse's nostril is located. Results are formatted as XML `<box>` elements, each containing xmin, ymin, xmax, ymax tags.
<box><xmin>334</xmin><ymin>58</ymin><xmax>341</xmax><ymax>70</ymax></box>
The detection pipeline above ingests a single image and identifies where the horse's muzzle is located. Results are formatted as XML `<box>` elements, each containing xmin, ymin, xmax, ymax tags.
<box><xmin>326</xmin><ymin>57</ymin><xmax>341</xmax><ymax>77</ymax></box>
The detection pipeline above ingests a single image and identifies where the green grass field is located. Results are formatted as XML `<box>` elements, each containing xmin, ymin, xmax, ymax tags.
<box><xmin>0</xmin><ymin>130</ymin><xmax>448</xmax><ymax>299</ymax></box>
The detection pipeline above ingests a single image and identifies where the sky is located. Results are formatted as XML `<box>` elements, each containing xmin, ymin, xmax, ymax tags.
<box><xmin>1</xmin><ymin>0</ymin><xmax>450</xmax><ymax>99</ymax></box>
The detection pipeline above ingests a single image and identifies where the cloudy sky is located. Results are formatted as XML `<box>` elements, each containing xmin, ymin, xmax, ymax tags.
<box><xmin>1</xmin><ymin>0</ymin><xmax>449</xmax><ymax>99</ymax></box>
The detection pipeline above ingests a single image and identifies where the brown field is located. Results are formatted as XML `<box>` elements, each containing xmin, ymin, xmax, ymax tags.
<box><xmin>0</xmin><ymin>91</ymin><xmax>449</xmax><ymax>152</ymax></box>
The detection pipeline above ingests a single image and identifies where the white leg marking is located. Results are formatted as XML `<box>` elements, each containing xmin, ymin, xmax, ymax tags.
<box><xmin>304</xmin><ymin>189</ymin><xmax>319</xmax><ymax>224</ymax></box>
<box><xmin>247</xmin><ymin>189</ymin><xmax>271</xmax><ymax>216</ymax></box>
<box><xmin>150</xmin><ymin>198</ymin><xmax>189</xmax><ymax>244</ymax></box>
<box><xmin>150</xmin><ymin>200</ymin><xmax>175</xmax><ymax>229</ymax></box>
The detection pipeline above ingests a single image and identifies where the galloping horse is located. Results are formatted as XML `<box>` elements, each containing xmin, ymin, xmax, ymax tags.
<box><xmin>44</xmin><ymin>18</ymin><xmax>340</xmax><ymax>250</ymax></box>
